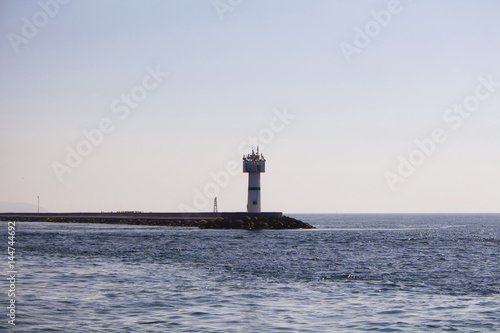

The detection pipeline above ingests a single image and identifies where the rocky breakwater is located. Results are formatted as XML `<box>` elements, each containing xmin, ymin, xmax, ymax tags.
<box><xmin>0</xmin><ymin>213</ymin><xmax>314</xmax><ymax>230</ymax></box>
<box><xmin>198</xmin><ymin>215</ymin><xmax>314</xmax><ymax>230</ymax></box>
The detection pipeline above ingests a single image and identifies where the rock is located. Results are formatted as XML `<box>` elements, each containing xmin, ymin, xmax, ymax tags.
<box><xmin>233</xmin><ymin>219</ymin><xmax>244</xmax><ymax>228</ymax></box>
<box><xmin>197</xmin><ymin>215</ymin><xmax>314</xmax><ymax>230</ymax></box>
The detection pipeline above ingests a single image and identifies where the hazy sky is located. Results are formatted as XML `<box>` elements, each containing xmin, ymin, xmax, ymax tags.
<box><xmin>1</xmin><ymin>0</ymin><xmax>499</xmax><ymax>213</ymax></box>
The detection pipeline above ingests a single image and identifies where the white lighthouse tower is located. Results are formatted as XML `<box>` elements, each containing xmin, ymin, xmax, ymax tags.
<box><xmin>243</xmin><ymin>147</ymin><xmax>266</xmax><ymax>213</ymax></box>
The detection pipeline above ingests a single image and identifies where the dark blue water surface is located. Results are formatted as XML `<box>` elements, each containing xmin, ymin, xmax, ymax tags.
<box><xmin>1</xmin><ymin>214</ymin><xmax>499</xmax><ymax>332</ymax></box>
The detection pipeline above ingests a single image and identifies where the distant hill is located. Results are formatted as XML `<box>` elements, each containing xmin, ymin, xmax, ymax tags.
<box><xmin>0</xmin><ymin>202</ymin><xmax>48</xmax><ymax>213</ymax></box>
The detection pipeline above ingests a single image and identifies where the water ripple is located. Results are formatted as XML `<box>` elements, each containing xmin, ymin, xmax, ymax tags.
<box><xmin>4</xmin><ymin>214</ymin><xmax>499</xmax><ymax>332</ymax></box>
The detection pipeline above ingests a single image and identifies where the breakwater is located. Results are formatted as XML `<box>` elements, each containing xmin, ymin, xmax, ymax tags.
<box><xmin>0</xmin><ymin>212</ymin><xmax>314</xmax><ymax>229</ymax></box>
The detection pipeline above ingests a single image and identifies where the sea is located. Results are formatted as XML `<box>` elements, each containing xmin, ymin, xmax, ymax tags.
<box><xmin>1</xmin><ymin>214</ymin><xmax>499</xmax><ymax>332</ymax></box>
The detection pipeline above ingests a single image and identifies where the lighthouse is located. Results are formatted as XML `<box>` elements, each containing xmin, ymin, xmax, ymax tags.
<box><xmin>243</xmin><ymin>147</ymin><xmax>266</xmax><ymax>213</ymax></box>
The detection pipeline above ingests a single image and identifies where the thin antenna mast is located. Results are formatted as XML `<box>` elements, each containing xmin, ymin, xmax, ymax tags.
<box><xmin>213</xmin><ymin>197</ymin><xmax>218</xmax><ymax>213</ymax></box>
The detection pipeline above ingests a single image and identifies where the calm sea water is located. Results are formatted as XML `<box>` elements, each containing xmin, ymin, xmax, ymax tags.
<box><xmin>1</xmin><ymin>214</ymin><xmax>499</xmax><ymax>332</ymax></box>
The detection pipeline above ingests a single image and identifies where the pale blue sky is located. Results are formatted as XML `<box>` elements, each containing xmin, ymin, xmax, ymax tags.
<box><xmin>1</xmin><ymin>0</ymin><xmax>499</xmax><ymax>213</ymax></box>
